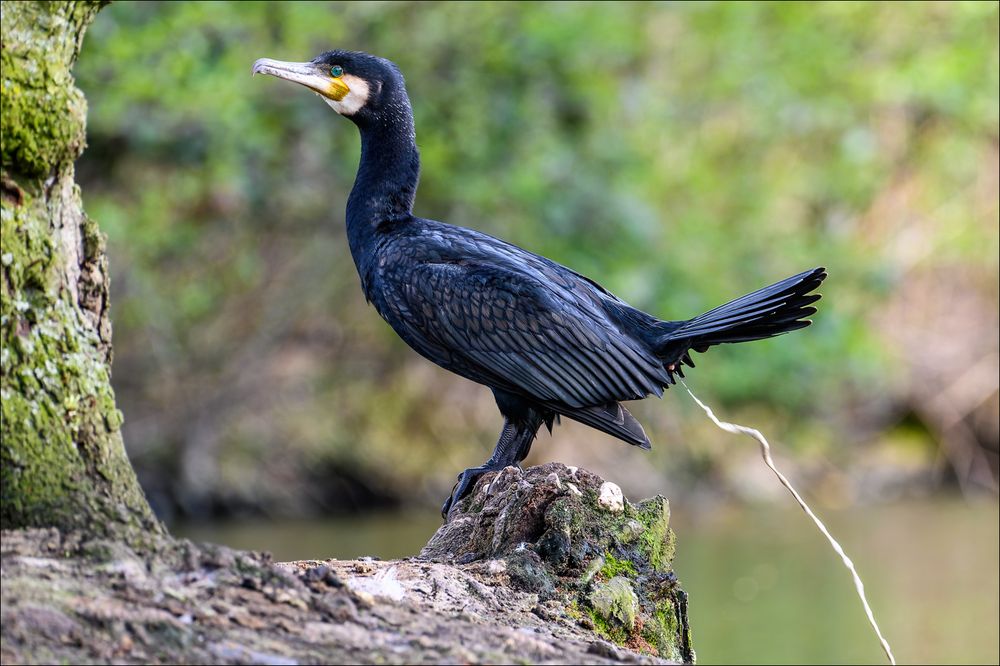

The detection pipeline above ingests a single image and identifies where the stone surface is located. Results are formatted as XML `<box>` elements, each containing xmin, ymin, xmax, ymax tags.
<box><xmin>599</xmin><ymin>482</ymin><xmax>626</xmax><ymax>513</ymax></box>
<box><xmin>423</xmin><ymin>462</ymin><xmax>693</xmax><ymax>662</ymax></box>
<box><xmin>591</xmin><ymin>576</ymin><xmax>640</xmax><ymax>630</ymax></box>
<box><xmin>1</xmin><ymin>463</ymin><xmax>694</xmax><ymax>664</ymax></box>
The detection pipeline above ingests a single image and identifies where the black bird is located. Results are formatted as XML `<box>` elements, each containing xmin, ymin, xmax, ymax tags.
<box><xmin>252</xmin><ymin>51</ymin><xmax>826</xmax><ymax>518</ymax></box>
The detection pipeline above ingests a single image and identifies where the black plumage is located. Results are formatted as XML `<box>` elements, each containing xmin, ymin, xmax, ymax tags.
<box><xmin>252</xmin><ymin>51</ymin><xmax>827</xmax><ymax>517</ymax></box>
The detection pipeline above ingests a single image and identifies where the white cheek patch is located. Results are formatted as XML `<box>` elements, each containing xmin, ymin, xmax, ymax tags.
<box><xmin>323</xmin><ymin>74</ymin><xmax>370</xmax><ymax>116</ymax></box>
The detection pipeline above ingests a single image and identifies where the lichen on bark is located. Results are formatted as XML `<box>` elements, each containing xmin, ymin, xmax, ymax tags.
<box><xmin>1</xmin><ymin>0</ymin><xmax>163</xmax><ymax>544</ymax></box>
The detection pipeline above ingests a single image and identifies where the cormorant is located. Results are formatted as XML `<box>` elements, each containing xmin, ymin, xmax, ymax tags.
<box><xmin>252</xmin><ymin>51</ymin><xmax>827</xmax><ymax>518</ymax></box>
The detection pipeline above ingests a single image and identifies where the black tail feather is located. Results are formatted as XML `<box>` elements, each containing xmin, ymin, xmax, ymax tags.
<box><xmin>658</xmin><ymin>267</ymin><xmax>826</xmax><ymax>367</ymax></box>
<box><xmin>559</xmin><ymin>401</ymin><xmax>651</xmax><ymax>449</ymax></box>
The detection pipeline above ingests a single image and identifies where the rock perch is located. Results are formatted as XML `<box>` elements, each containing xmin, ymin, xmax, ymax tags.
<box><xmin>1</xmin><ymin>463</ymin><xmax>694</xmax><ymax>664</ymax></box>
<box><xmin>422</xmin><ymin>462</ymin><xmax>694</xmax><ymax>662</ymax></box>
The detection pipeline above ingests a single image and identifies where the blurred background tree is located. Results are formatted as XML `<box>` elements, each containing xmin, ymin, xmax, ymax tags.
<box><xmin>74</xmin><ymin>1</ymin><xmax>998</xmax><ymax>523</ymax></box>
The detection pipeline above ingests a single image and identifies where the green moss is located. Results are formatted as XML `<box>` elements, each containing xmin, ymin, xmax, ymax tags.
<box><xmin>544</xmin><ymin>495</ymin><xmax>585</xmax><ymax>533</ymax></box>
<box><xmin>564</xmin><ymin>491</ymin><xmax>690</xmax><ymax>659</ymax></box>
<box><xmin>0</xmin><ymin>0</ymin><xmax>161</xmax><ymax>546</ymax></box>
<box><xmin>599</xmin><ymin>553</ymin><xmax>638</xmax><ymax>580</ymax></box>
<box><xmin>589</xmin><ymin>576</ymin><xmax>639</xmax><ymax>632</ymax></box>
<box><xmin>0</xmin><ymin>257</ymin><xmax>153</xmax><ymax>538</ymax></box>
<box><xmin>2</xmin><ymin>188</ymin><xmax>101</xmax><ymax>529</ymax></box>
<box><xmin>635</xmin><ymin>496</ymin><xmax>675</xmax><ymax>573</ymax></box>
<box><xmin>427</xmin><ymin>464</ymin><xmax>692</xmax><ymax>661</ymax></box>
<box><xmin>589</xmin><ymin>608</ymin><xmax>628</xmax><ymax>644</ymax></box>
<box><xmin>580</xmin><ymin>554</ymin><xmax>605</xmax><ymax>585</ymax></box>
<box><xmin>641</xmin><ymin>606</ymin><xmax>683</xmax><ymax>663</ymax></box>
<box><xmin>564</xmin><ymin>598</ymin><xmax>584</xmax><ymax>621</ymax></box>
<box><xmin>0</xmin><ymin>2</ymin><xmax>101</xmax><ymax>178</ymax></box>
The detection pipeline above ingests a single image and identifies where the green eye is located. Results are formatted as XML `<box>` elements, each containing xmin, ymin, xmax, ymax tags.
<box><xmin>331</xmin><ymin>65</ymin><xmax>343</xmax><ymax>78</ymax></box>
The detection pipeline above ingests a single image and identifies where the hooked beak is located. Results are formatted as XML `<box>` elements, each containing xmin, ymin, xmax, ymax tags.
<box><xmin>252</xmin><ymin>58</ymin><xmax>350</xmax><ymax>101</ymax></box>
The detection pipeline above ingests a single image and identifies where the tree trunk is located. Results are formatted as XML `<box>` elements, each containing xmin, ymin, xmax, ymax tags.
<box><xmin>0</xmin><ymin>0</ymin><xmax>163</xmax><ymax>545</ymax></box>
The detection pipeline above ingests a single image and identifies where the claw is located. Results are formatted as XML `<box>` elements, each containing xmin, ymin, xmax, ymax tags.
<box><xmin>441</xmin><ymin>467</ymin><xmax>485</xmax><ymax>520</ymax></box>
<box><xmin>440</xmin><ymin>494</ymin><xmax>454</xmax><ymax>519</ymax></box>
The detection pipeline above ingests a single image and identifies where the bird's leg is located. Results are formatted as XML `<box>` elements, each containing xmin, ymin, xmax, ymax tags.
<box><xmin>513</xmin><ymin>421</ymin><xmax>540</xmax><ymax>465</ymax></box>
<box><xmin>441</xmin><ymin>416</ymin><xmax>540</xmax><ymax>518</ymax></box>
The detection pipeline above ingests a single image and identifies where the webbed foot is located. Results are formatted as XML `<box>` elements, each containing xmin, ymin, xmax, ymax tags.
<box><xmin>440</xmin><ymin>465</ymin><xmax>496</xmax><ymax>519</ymax></box>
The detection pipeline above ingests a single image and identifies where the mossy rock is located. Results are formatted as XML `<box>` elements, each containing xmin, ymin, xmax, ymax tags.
<box><xmin>421</xmin><ymin>462</ymin><xmax>695</xmax><ymax>663</ymax></box>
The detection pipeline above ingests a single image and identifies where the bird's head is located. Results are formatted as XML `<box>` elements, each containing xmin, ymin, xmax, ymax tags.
<box><xmin>252</xmin><ymin>50</ymin><xmax>406</xmax><ymax>124</ymax></box>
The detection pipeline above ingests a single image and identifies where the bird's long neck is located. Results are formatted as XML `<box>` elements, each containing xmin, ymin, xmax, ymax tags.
<box><xmin>346</xmin><ymin>105</ymin><xmax>420</xmax><ymax>287</ymax></box>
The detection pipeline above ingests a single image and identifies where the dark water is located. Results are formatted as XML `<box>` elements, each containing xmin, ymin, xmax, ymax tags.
<box><xmin>176</xmin><ymin>500</ymin><xmax>999</xmax><ymax>665</ymax></box>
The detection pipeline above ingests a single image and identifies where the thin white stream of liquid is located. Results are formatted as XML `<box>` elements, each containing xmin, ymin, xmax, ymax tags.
<box><xmin>681</xmin><ymin>380</ymin><xmax>896</xmax><ymax>665</ymax></box>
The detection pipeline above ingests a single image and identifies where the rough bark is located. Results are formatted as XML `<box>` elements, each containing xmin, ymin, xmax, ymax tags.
<box><xmin>0</xmin><ymin>463</ymin><xmax>694</xmax><ymax>664</ymax></box>
<box><xmin>0</xmin><ymin>0</ymin><xmax>163</xmax><ymax>544</ymax></box>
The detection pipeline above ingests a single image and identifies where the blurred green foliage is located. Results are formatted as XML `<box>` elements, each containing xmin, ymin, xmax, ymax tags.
<box><xmin>74</xmin><ymin>1</ymin><xmax>999</xmax><ymax>518</ymax></box>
